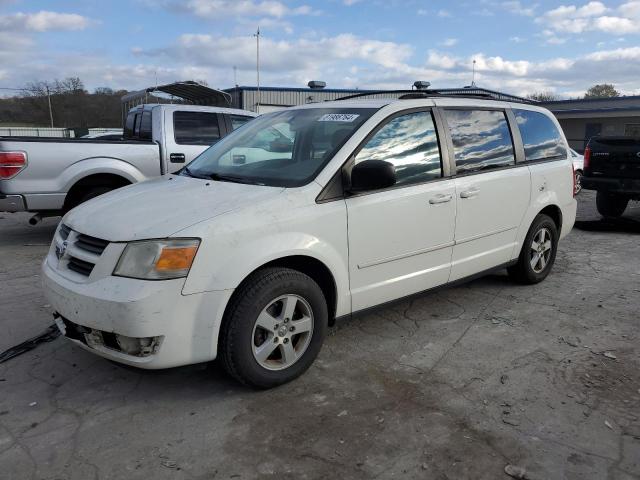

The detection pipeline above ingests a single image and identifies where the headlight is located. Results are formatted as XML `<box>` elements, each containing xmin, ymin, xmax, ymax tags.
<box><xmin>114</xmin><ymin>239</ymin><xmax>200</xmax><ymax>280</ymax></box>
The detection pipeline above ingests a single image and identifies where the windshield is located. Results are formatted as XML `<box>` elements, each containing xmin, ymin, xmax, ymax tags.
<box><xmin>182</xmin><ymin>107</ymin><xmax>377</xmax><ymax>187</ymax></box>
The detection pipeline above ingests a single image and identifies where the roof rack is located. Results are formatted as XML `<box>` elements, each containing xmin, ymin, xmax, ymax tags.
<box><xmin>334</xmin><ymin>89</ymin><xmax>505</xmax><ymax>102</ymax></box>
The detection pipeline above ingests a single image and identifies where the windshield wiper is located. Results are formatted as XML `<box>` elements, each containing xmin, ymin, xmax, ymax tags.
<box><xmin>181</xmin><ymin>166</ymin><xmax>208</xmax><ymax>179</ymax></box>
<box><xmin>208</xmin><ymin>173</ymin><xmax>255</xmax><ymax>184</ymax></box>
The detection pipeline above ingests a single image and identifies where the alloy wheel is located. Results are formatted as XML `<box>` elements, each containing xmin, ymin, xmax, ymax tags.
<box><xmin>251</xmin><ymin>294</ymin><xmax>314</xmax><ymax>371</ymax></box>
<box><xmin>530</xmin><ymin>227</ymin><xmax>552</xmax><ymax>274</ymax></box>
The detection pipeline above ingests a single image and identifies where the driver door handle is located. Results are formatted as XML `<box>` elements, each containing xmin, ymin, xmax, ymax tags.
<box><xmin>460</xmin><ymin>188</ymin><xmax>480</xmax><ymax>199</ymax></box>
<box><xmin>429</xmin><ymin>194</ymin><xmax>453</xmax><ymax>204</ymax></box>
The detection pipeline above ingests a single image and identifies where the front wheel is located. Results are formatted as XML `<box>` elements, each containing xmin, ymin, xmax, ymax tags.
<box><xmin>596</xmin><ymin>191</ymin><xmax>628</xmax><ymax>218</ymax></box>
<box><xmin>219</xmin><ymin>267</ymin><xmax>328</xmax><ymax>388</ymax></box>
<box><xmin>508</xmin><ymin>214</ymin><xmax>558</xmax><ymax>284</ymax></box>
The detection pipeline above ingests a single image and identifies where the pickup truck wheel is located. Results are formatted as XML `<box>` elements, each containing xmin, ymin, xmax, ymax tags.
<box><xmin>508</xmin><ymin>214</ymin><xmax>558</xmax><ymax>284</ymax></box>
<box><xmin>219</xmin><ymin>267</ymin><xmax>328</xmax><ymax>389</ymax></box>
<box><xmin>596</xmin><ymin>192</ymin><xmax>628</xmax><ymax>218</ymax></box>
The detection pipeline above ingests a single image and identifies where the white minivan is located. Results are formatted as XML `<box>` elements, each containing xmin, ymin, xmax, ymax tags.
<box><xmin>43</xmin><ymin>95</ymin><xmax>577</xmax><ymax>388</ymax></box>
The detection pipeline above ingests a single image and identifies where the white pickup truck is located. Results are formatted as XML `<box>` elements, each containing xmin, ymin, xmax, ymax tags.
<box><xmin>0</xmin><ymin>104</ymin><xmax>256</xmax><ymax>223</ymax></box>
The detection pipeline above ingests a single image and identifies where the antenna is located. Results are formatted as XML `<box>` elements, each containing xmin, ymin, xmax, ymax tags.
<box><xmin>471</xmin><ymin>59</ymin><xmax>477</xmax><ymax>87</ymax></box>
<box><xmin>253</xmin><ymin>27</ymin><xmax>261</xmax><ymax>112</ymax></box>
<box><xmin>233</xmin><ymin>66</ymin><xmax>238</xmax><ymax>87</ymax></box>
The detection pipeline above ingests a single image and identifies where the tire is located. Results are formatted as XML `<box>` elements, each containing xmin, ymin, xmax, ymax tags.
<box><xmin>574</xmin><ymin>170</ymin><xmax>583</xmax><ymax>195</ymax></box>
<box><xmin>65</xmin><ymin>186</ymin><xmax>114</xmax><ymax>212</ymax></box>
<box><xmin>596</xmin><ymin>191</ymin><xmax>628</xmax><ymax>218</ymax></box>
<box><xmin>219</xmin><ymin>267</ymin><xmax>328</xmax><ymax>389</ymax></box>
<box><xmin>508</xmin><ymin>214</ymin><xmax>558</xmax><ymax>285</ymax></box>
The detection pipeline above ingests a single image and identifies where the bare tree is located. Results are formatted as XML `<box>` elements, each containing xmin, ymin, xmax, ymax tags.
<box><xmin>584</xmin><ymin>84</ymin><xmax>619</xmax><ymax>99</ymax></box>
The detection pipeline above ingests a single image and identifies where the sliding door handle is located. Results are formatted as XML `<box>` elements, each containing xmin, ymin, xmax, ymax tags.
<box><xmin>429</xmin><ymin>194</ymin><xmax>453</xmax><ymax>204</ymax></box>
<box><xmin>460</xmin><ymin>188</ymin><xmax>480</xmax><ymax>199</ymax></box>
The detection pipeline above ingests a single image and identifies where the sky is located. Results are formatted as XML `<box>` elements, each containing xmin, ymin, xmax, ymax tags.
<box><xmin>1</xmin><ymin>0</ymin><xmax>640</xmax><ymax>99</ymax></box>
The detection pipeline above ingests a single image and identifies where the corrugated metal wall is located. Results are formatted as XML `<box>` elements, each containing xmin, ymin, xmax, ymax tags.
<box><xmin>239</xmin><ymin>89</ymin><xmax>406</xmax><ymax>113</ymax></box>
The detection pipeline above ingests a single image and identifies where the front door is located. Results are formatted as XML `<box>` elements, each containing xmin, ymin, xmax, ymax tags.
<box><xmin>346</xmin><ymin>110</ymin><xmax>456</xmax><ymax>312</ymax></box>
<box><xmin>441</xmin><ymin>109</ymin><xmax>531</xmax><ymax>281</ymax></box>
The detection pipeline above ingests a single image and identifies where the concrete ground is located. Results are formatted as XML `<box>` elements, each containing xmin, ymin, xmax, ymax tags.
<box><xmin>1</xmin><ymin>192</ymin><xmax>639</xmax><ymax>480</ymax></box>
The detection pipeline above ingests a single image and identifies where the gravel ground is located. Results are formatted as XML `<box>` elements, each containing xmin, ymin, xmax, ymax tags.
<box><xmin>0</xmin><ymin>191</ymin><xmax>639</xmax><ymax>480</ymax></box>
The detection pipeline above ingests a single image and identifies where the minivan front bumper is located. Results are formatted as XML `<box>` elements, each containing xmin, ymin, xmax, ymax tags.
<box><xmin>42</xmin><ymin>257</ymin><xmax>233</xmax><ymax>369</ymax></box>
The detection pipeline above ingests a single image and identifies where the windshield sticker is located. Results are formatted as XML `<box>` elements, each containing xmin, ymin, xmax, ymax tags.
<box><xmin>318</xmin><ymin>113</ymin><xmax>360</xmax><ymax>123</ymax></box>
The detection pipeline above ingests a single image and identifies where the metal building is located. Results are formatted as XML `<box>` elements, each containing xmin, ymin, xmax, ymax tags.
<box><xmin>540</xmin><ymin>96</ymin><xmax>640</xmax><ymax>152</ymax></box>
<box><xmin>224</xmin><ymin>84</ymin><xmax>530</xmax><ymax>114</ymax></box>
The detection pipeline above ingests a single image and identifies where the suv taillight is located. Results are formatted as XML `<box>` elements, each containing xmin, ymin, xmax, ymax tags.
<box><xmin>0</xmin><ymin>151</ymin><xmax>27</xmax><ymax>179</ymax></box>
<box><xmin>583</xmin><ymin>146</ymin><xmax>591</xmax><ymax>170</ymax></box>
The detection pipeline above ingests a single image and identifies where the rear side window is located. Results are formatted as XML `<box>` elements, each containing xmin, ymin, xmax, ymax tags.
<box><xmin>445</xmin><ymin>110</ymin><xmax>515</xmax><ymax>174</ymax></box>
<box><xmin>355</xmin><ymin>110</ymin><xmax>442</xmax><ymax>187</ymax></box>
<box><xmin>229</xmin><ymin>115</ymin><xmax>253</xmax><ymax>130</ymax></box>
<box><xmin>124</xmin><ymin>112</ymin><xmax>136</xmax><ymax>138</ymax></box>
<box><xmin>139</xmin><ymin>111</ymin><xmax>152</xmax><ymax>140</ymax></box>
<box><xmin>514</xmin><ymin>109</ymin><xmax>566</xmax><ymax>161</ymax></box>
<box><xmin>174</xmin><ymin>112</ymin><xmax>221</xmax><ymax>145</ymax></box>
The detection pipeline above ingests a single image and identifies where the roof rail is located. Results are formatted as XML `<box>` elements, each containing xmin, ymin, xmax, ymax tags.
<box><xmin>334</xmin><ymin>89</ymin><xmax>509</xmax><ymax>102</ymax></box>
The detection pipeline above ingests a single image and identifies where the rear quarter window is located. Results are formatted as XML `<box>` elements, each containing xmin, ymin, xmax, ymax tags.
<box><xmin>514</xmin><ymin>109</ymin><xmax>566</xmax><ymax>161</ymax></box>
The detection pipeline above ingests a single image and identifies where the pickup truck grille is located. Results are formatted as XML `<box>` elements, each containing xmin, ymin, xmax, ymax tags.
<box><xmin>55</xmin><ymin>224</ymin><xmax>110</xmax><ymax>278</ymax></box>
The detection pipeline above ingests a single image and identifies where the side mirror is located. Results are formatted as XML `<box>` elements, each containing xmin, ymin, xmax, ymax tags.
<box><xmin>349</xmin><ymin>160</ymin><xmax>396</xmax><ymax>193</ymax></box>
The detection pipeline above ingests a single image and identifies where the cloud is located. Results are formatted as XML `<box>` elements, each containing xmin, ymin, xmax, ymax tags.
<box><xmin>439</xmin><ymin>38</ymin><xmax>458</xmax><ymax>47</ymax></box>
<box><xmin>178</xmin><ymin>0</ymin><xmax>317</xmax><ymax>19</ymax></box>
<box><xmin>502</xmin><ymin>1</ymin><xmax>537</xmax><ymax>16</ymax></box>
<box><xmin>538</xmin><ymin>1</ymin><xmax>640</xmax><ymax>35</ymax></box>
<box><xmin>0</xmin><ymin>11</ymin><xmax>92</xmax><ymax>32</ymax></box>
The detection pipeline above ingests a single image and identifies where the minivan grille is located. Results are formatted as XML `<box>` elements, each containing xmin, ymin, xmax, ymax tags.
<box><xmin>54</xmin><ymin>225</ymin><xmax>110</xmax><ymax>278</ymax></box>
<box><xmin>59</xmin><ymin>224</ymin><xmax>71</xmax><ymax>240</ymax></box>
<box><xmin>75</xmin><ymin>233</ymin><xmax>109</xmax><ymax>255</ymax></box>
<box><xmin>67</xmin><ymin>257</ymin><xmax>95</xmax><ymax>276</ymax></box>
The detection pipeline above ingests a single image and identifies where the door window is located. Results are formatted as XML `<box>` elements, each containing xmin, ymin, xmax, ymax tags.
<box><xmin>513</xmin><ymin>109</ymin><xmax>566</xmax><ymax>161</ymax></box>
<box><xmin>444</xmin><ymin>110</ymin><xmax>515</xmax><ymax>174</ymax></box>
<box><xmin>229</xmin><ymin>115</ymin><xmax>254</xmax><ymax>130</ymax></box>
<box><xmin>174</xmin><ymin>111</ymin><xmax>221</xmax><ymax>145</ymax></box>
<box><xmin>354</xmin><ymin>111</ymin><xmax>442</xmax><ymax>187</ymax></box>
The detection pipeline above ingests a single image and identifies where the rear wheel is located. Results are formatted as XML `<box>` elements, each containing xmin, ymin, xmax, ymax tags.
<box><xmin>596</xmin><ymin>191</ymin><xmax>628</xmax><ymax>218</ymax></box>
<box><xmin>508</xmin><ymin>214</ymin><xmax>558</xmax><ymax>284</ymax></box>
<box><xmin>219</xmin><ymin>267</ymin><xmax>328</xmax><ymax>388</ymax></box>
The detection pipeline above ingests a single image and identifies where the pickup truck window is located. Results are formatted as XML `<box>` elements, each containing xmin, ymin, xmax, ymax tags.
<box><xmin>230</xmin><ymin>115</ymin><xmax>254</xmax><ymax>131</ymax></box>
<box><xmin>124</xmin><ymin>113</ymin><xmax>136</xmax><ymax>138</ymax></box>
<box><xmin>355</xmin><ymin>111</ymin><xmax>442</xmax><ymax>187</ymax></box>
<box><xmin>514</xmin><ymin>109</ymin><xmax>566</xmax><ymax>162</ymax></box>
<box><xmin>174</xmin><ymin>112</ymin><xmax>221</xmax><ymax>145</ymax></box>
<box><xmin>184</xmin><ymin>108</ymin><xmax>377</xmax><ymax>187</ymax></box>
<box><xmin>445</xmin><ymin>109</ymin><xmax>515</xmax><ymax>174</ymax></box>
<box><xmin>139</xmin><ymin>112</ymin><xmax>152</xmax><ymax>140</ymax></box>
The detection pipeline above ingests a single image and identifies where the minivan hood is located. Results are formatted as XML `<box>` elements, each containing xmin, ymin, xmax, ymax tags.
<box><xmin>64</xmin><ymin>175</ymin><xmax>284</xmax><ymax>241</ymax></box>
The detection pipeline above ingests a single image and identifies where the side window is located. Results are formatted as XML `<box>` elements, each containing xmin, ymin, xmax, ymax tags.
<box><xmin>444</xmin><ymin>109</ymin><xmax>515</xmax><ymax>174</ymax></box>
<box><xmin>229</xmin><ymin>115</ymin><xmax>253</xmax><ymax>130</ymax></box>
<box><xmin>124</xmin><ymin>112</ymin><xmax>136</xmax><ymax>138</ymax></box>
<box><xmin>174</xmin><ymin>112</ymin><xmax>221</xmax><ymax>145</ymax></box>
<box><xmin>514</xmin><ymin>109</ymin><xmax>566</xmax><ymax>161</ymax></box>
<box><xmin>139</xmin><ymin>111</ymin><xmax>152</xmax><ymax>140</ymax></box>
<box><xmin>133</xmin><ymin>113</ymin><xmax>143</xmax><ymax>137</ymax></box>
<box><xmin>354</xmin><ymin>111</ymin><xmax>442</xmax><ymax>187</ymax></box>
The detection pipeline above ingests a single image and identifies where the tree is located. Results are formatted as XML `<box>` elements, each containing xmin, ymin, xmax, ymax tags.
<box><xmin>526</xmin><ymin>91</ymin><xmax>558</xmax><ymax>102</ymax></box>
<box><xmin>584</xmin><ymin>84</ymin><xmax>619</xmax><ymax>99</ymax></box>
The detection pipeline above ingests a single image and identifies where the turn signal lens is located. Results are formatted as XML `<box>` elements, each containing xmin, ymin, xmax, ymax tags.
<box><xmin>155</xmin><ymin>246</ymin><xmax>198</xmax><ymax>272</ymax></box>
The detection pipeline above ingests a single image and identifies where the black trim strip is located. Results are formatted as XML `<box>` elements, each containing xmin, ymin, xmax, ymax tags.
<box><xmin>333</xmin><ymin>260</ymin><xmax>518</xmax><ymax>323</ymax></box>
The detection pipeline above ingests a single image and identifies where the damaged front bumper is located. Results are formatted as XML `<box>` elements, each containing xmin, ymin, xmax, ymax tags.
<box><xmin>42</xmin><ymin>257</ymin><xmax>233</xmax><ymax>369</ymax></box>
